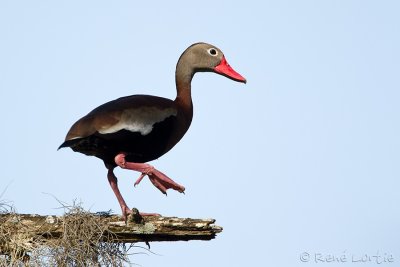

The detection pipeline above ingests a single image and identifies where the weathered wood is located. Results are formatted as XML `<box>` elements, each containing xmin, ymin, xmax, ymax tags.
<box><xmin>0</xmin><ymin>212</ymin><xmax>222</xmax><ymax>247</ymax></box>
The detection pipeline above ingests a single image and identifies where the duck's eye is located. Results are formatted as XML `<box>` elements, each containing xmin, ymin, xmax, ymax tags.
<box><xmin>207</xmin><ymin>48</ymin><xmax>218</xmax><ymax>56</ymax></box>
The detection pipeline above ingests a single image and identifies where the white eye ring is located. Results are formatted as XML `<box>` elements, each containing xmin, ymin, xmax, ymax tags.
<box><xmin>207</xmin><ymin>48</ymin><xmax>218</xmax><ymax>56</ymax></box>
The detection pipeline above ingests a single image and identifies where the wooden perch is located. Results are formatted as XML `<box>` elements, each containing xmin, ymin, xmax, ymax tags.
<box><xmin>0</xmin><ymin>210</ymin><xmax>222</xmax><ymax>246</ymax></box>
<box><xmin>0</xmin><ymin>207</ymin><xmax>222</xmax><ymax>264</ymax></box>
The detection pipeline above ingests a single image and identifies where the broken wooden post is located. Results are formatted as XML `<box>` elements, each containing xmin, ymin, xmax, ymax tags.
<box><xmin>0</xmin><ymin>210</ymin><xmax>222</xmax><ymax>252</ymax></box>
<box><xmin>0</xmin><ymin>206</ymin><xmax>222</xmax><ymax>265</ymax></box>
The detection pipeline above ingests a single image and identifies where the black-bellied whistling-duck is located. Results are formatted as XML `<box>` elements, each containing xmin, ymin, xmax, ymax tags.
<box><xmin>59</xmin><ymin>42</ymin><xmax>246</xmax><ymax>220</ymax></box>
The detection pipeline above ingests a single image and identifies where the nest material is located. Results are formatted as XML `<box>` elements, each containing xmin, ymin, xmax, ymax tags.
<box><xmin>0</xmin><ymin>202</ymin><xmax>133</xmax><ymax>266</ymax></box>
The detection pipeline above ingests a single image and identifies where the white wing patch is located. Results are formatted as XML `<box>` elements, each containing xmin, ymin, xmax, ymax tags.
<box><xmin>98</xmin><ymin>107</ymin><xmax>177</xmax><ymax>135</ymax></box>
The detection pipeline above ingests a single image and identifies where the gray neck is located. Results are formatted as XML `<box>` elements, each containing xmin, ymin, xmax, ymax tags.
<box><xmin>174</xmin><ymin>53</ymin><xmax>195</xmax><ymax>102</ymax></box>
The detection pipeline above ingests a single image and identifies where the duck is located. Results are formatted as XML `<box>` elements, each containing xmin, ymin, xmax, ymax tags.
<box><xmin>59</xmin><ymin>42</ymin><xmax>246</xmax><ymax>220</ymax></box>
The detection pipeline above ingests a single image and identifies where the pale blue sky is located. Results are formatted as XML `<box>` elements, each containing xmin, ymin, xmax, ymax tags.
<box><xmin>1</xmin><ymin>1</ymin><xmax>399</xmax><ymax>266</ymax></box>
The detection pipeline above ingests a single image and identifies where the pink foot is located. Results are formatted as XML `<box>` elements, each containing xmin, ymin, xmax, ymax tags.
<box><xmin>123</xmin><ymin>207</ymin><xmax>161</xmax><ymax>221</ymax></box>
<box><xmin>115</xmin><ymin>153</ymin><xmax>185</xmax><ymax>195</ymax></box>
<box><xmin>126</xmin><ymin>208</ymin><xmax>161</xmax><ymax>224</ymax></box>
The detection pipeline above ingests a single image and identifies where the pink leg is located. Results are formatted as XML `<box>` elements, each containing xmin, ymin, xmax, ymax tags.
<box><xmin>107</xmin><ymin>168</ymin><xmax>160</xmax><ymax>221</ymax></box>
<box><xmin>114</xmin><ymin>153</ymin><xmax>185</xmax><ymax>195</ymax></box>
<box><xmin>107</xmin><ymin>168</ymin><xmax>132</xmax><ymax>220</ymax></box>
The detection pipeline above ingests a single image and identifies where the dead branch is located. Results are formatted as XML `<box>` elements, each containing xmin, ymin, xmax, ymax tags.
<box><xmin>0</xmin><ymin>210</ymin><xmax>222</xmax><ymax>250</ymax></box>
<box><xmin>0</xmin><ymin>203</ymin><xmax>222</xmax><ymax>266</ymax></box>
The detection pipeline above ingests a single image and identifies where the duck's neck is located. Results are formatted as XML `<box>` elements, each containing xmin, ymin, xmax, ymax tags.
<box><xmin>174</xmin><ymin>59</ymin><xmax>194</xmax><ymax>118</ymax></box>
